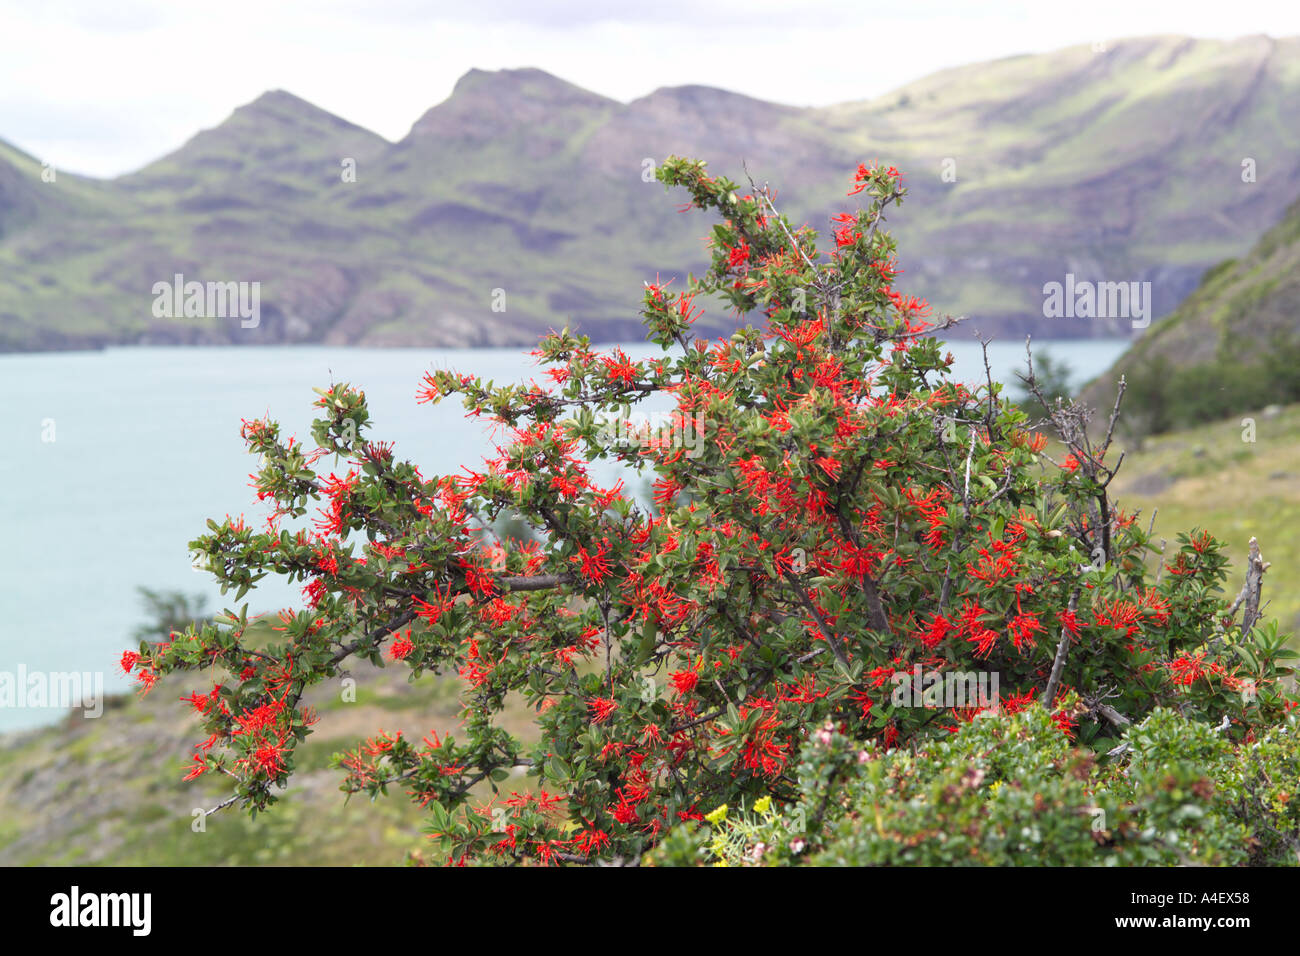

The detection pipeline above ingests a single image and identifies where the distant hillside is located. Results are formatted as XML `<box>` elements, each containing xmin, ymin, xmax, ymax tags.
<box><xmin>0</xmin><ymin>660</ymin><xmax>518</xmax><ymax>866</ymax></box>
<box><xmin>4</xmin><ymin>34</ymin><xmax>1300</xmax><ymax>352</ymax></box>
<box><xmin>1082</xmin><ymin>193</ymin><xmax>1300</xmax><ymax>433</ymax></box>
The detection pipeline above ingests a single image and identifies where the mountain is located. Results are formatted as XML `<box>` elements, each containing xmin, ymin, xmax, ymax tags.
<box><xmin>3</xmin><ymin>34</ymin><xmax>1300</xmax><ymax>352</ymax></box>
<box><xmin>0</xmin><ymin>141</ymin><xmax>53</xmax><ymax>238</ymax></box>
<box><xmin>1080</xmin><ymin>192</ymin><xmax>1300</xmax><ymax>433</ymax></box>
<box><xmin>1102</xmin><ymin>193</ymin><xmax>1300</xmax><ymax>363</ymax></box>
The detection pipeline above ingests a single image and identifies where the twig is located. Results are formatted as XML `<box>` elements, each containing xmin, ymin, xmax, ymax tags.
<box><xmin>962</xmin><ymin>429</ymin><xmax>977</xmax><ymax>514</ymax></box>
<box><xmin>1095</xmin><ymin>703</ymin><xmax>1131</xmax><ymax>728</ymax></box>
<box><xmin>1240</xmin><ymin>537</ymin><xmax>1270</xmax><ymax>636</ymax></box>
<box><xmin>781</xmin><ymin>569</ymin><xmax>851</xmax><ymax>668</ymax></box>
<box><xmin>1043</xmin><ymin>590</ymin><xmax>1080</xmax><ymax>706</ymax></box>
<box><xmin>204</xmin><ymin>792</ymin><xmax>240</xmax><ymax>816</ymax></box>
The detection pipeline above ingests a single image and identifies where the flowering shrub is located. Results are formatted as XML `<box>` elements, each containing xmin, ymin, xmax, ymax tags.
<box><xmin>126</xmin><ymin>156</ymin><xmax>1297</xmax><ymax>865</ymax></box>
<box><xmin>650</xmin><ymin>704</ymin><xmax>1300</xmax><ymax>866</ymax></box>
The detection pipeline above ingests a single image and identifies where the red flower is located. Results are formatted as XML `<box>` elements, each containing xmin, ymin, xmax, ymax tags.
<box><xmin>462</xmin><ymin>560</ymin><xmax>497</xmax><ymax>598</ymax></box>
<box><xmin>966</xmin><ymin>627</ymin><xmax>998</xmax><ymax>657</ymax></box>
<box><xmin>234</xmin><ymin>700</ymin><xmax>283</xmax><ymax>736</ymax></box>
<box><xmin>669</xmin><ymin>668</ymin><xmax>699</xmax><ymax>695</ymax></box>
<box><xmin>572</xmin><ymin>540</ymin><xmax>612</xmax><ymax>584</ymax></box>
<box><xmin>242</xmin><ymin>732</ymin><xmax>291</xmax><ymax>777</ymax></box>
<box><xmin>119</xmin><ymin>650</ymin><xmax>140</xmax><ymax>674</ymax></box>
<box><xmin>1000</xmin><ymin>688</ymin><xmax>1037</xmax><ymax>714</ymax></box>
<box><xmin>313</xmin><ymin>544</ymin><xmax>339</xmax><ymax>575</ymax></box>
<box><xmin>302</xmin><ymin>577</ymin><xmax>328</xmax><ymax>608</ymax></box>
<box><xmin>180</xmin><ymin>689</ymin><xmax>214</xmax><ymax>714</ymax></box>
<box><xmin>814</xmin><ymin>455</ymin><xmax>841</xmax><ymax>480</ymax></box>
<box><xmin>848</xmin><ymin>162</ymin><xmax>900</xmax><ymax>196</ymax></box>
<box><xmin>737</xmin><ymin>712</ymin><xmax>788</xmax><ymax>778</ymax></box>
<box><xmin>389</xmin><ymin>631</ymin><xmax>415</xmax><ymax>661</ymax></box>
<box><xmin>1050</xmin><ymin>709</ymin><xmax>1077</xmax><ymax>739</ymax></box>
<box><xmin>601</xmin><ymin>350</ymin><xmax>639</xmax><ymax>385</ymax></box>
<box><xmin>251</xmin><ymin>742</ymin><xmax>286</xmax><ymax>776</ymax></box>
<box><xmin>1167</xmin><ymin>651</ymin><xmax>1218</xmax><ymax>686</ymax></box>
<box><xmin>1007</xmin><ymin>611</ymin><xmax>1045</xmax><ymax>651</ymax></box>
<box><xmin>830</xmin><ymin>213</ymin><xmax>862</xmax><ymax>247</ymax></box>
<box><xmin>919</xmin><ymin>613</ymin><xmax>951</xmax><ymax>649</ymax></box>
<box><xmin>848</xmin><ymin>164</ymin><xmax>874</xmax><ymax>195</ymax></box>
<box><xmin>134</xmin><ymin>668</ymin><xmax>158</xmax><ymax>695</ymax></box>
<box><xmin>573</xmin><ymin>827</ymin><xmax>611</xmax><ymax>856</ymax></box>
<box><xmin>412</xmin><ymin>586</ymin><xmax>455</xmax><ymax>626</ymax></box>
<box><xmin>589</xmin><ymin>697</ymin><xmax>619</xmax><ymax>723</ymax></box>
<box><xmin>313</xmin><ymin>471</ymin><xmax>361</xmax><ymax>536</ymax></box>
<box><xmin>611</xmin><ymin>794</ymin><xmax>640</xmax><ymax>825</ymax></box>
<box><xmin>1138</xmin><ymin>590</ymin><xmax>1171</xmax><ymax>625</ymax></box>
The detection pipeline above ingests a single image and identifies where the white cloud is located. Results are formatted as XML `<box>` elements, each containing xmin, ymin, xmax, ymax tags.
<box><xmin>2</xmin><ymin>0</ymin><xmax>1298</xmax><ymax>177</ymax></box>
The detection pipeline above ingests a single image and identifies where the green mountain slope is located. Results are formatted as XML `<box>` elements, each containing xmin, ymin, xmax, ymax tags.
<box><xmin>1081</xmin><ymin>192</ymin><xmax>1300</xmax><ymax>433</ymax></box>
<box><xmin>3</xmin><ymin>34</ymin><xmax>1300</xmax><ymax>351</ymax></box>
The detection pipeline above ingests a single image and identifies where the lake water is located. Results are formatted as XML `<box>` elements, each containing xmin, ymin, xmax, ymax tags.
<box><xmin>0</xmin><ymin>336</ymin><xmax>1129</xmax><ymax>732</ymax></box>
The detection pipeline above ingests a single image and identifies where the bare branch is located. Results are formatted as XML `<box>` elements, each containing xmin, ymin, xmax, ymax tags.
<box><xmin>1043</xmin><ymin>589</ymin><xmax>1080</xmax><ymax>706</ymax></box>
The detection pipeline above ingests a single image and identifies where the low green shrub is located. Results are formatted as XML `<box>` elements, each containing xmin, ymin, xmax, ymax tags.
<box><xmin>651</xmin><ymin>704</ymin><xmax>1300</xmax><ymax>866</ymax></box>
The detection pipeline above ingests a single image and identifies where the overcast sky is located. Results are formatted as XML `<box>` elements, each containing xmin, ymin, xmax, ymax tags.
<box><xmin>4</xmin><ymin>0</ymin><xmax>1299</xmax><ymax>178</ymax></box>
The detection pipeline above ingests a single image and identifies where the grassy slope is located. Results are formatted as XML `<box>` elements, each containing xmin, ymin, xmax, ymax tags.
<box><xmin>3</xmin><ymin>35</ymin><xmax>1300</xmax><ymax>351</ymax></box>
<box><xmin>1106</xmin><ymin>402</ymin><xmax>1300</xmax><ymax>633</ymax></box>
<box><xmin>0</xmin><ymin>661</ymin><xmax>538</xmax><ymax>866</ymax></box>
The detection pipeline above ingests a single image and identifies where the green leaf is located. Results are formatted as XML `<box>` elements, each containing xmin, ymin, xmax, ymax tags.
<box><xmin>634</xmin><ymin>616</ymin><xmax>658</xmax><ymax>666</ymax></box>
